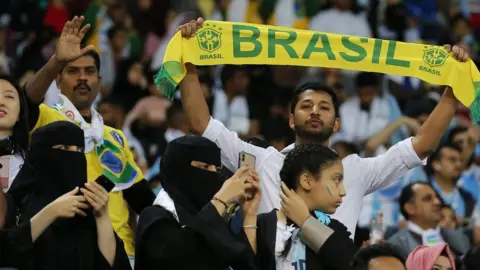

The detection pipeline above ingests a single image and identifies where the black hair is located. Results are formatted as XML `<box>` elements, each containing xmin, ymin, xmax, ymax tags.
<box><xmin>220</xmin><ymin>65</ymin><xmax>246</xmax><ymax>90</ymax></box>
<box><xmin>355</xmin><ymin>72</ymin><xmax>380</xmax><ymax>88</ymax></box>
<box><xmin>280</xmin><ymin>144</ymin><xmax>340</xmax><ymax>190</ymax></box>
<box><xmin>97</xmin><ymin>97</ymin><xmax>126</xmax><ymax>113</ymax></box>
<box><xmin>0</xmin><ymin>75</ymin><xmax>30</xmax><ymax>159</ymax></box>
<box><xmin>350</xmin><ymin>243</ymin><xmax>405</xmax><ymax>270</ymax></box>
<box><xmin>279</xmin><ymin>144</ymin><xmax>340</xmax><ymax>258</ymax></box>
<box><xmin>447</xmin><ymin>126</ymin><xmax>469</xmax><ymax>145</ymax></box>
<box><xmin>244</xmin><ymin>136</ymin><xmax>270</xmax><ymax>149</ymax></box>
<box><xmin>425</xmin><ymin>143</ymin><xmax>462</xmax><ymax>176</ymax></box>
<box><xmin>399</xmin><ymin>181</ymin><xmax>435</xmax><ymax>220</ymax></box>
<box><xmin>59</xmin><ymin>46</ymin><xmax>101</xmax><ymax>74</ymax></box>
<box><xmin>107</xmin><ymin>24</ymin><xmax>127</xmax><ymax>41</ymax></box>
<box><xmin>290</xmin><ymin>82</ymin><xmax>339</xmax><ymax>116</ymax></box>
<box><xmin>332</xmin><ymin>141</ymin><xmax>359</xmax><ymax>155</ymax></box>
<box><xmin>450</xmin><ymin>13</ymin><xmax>471</xmax><ymax>29</ymax></box>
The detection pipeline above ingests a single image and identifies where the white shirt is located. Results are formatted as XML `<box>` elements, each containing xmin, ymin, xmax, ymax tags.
<box><xmin>203</xmin><ymin>118</ymin><xmax>425</xmax><ymax>238</ymax></box>
<box><xmin>309</xmin><ymin>9</ymin><xmax>372</xmax><ymax>38</ymax></box>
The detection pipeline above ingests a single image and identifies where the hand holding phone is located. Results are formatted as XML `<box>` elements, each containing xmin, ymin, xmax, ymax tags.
<box><xmin>92</xmin><ymin>175</ymin><xmax>115</xmax><ymax>193</ymax></box>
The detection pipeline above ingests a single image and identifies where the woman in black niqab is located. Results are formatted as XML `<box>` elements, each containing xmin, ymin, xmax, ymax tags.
<box><xmin>135</xmin><ymin>135</ymin><xmax>257</xmax><ymax>270</ymax></box>
<box><xmin>17</xmin><ymin>121</ymin><xmax>131</xmax><ymax>270</ymax></box>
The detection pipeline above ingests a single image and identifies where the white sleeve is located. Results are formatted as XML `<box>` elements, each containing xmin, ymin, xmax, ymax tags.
<box><xmin>345</xmin><ymin>137</ymin><xmax>425</xmax><ymax>195</ymax></box>
<box><xmin>202</xmin><ymin>117</ymin><xmax>269</xmax><ymax>172</ymax></box>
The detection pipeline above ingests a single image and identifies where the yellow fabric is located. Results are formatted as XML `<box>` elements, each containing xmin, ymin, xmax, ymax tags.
<box><xmin>30</xmin><ymin>104</ymin><xmax>143</xmax><ymax>256</ymax></box>
<box><xmin>157</xmin><ymin>20</ymin><xmax>480</xmax><ymax>121</ymax></box>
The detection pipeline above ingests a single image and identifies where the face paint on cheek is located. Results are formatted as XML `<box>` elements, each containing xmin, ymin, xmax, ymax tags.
<box><xmin>326</xmin><ymin>185</ymin><xmax>334</xmax><ymax>196</ymax></box>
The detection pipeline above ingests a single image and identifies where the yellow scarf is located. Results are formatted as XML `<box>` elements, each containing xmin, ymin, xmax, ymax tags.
<box><xmin>155</xmin><ymin>20</ymin><xmax>480</xmax><ymax>122</ymax></box>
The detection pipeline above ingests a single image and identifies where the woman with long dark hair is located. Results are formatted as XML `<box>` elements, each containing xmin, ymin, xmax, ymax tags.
<box><xmin>0</xmin><ymin>75</ymin><xmax>30</xmax><ymax>193</ymax></box>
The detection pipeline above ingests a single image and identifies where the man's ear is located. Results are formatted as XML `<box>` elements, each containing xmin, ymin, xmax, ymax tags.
<box><xmin>289</xmin><ymin>114</ymin><xmax>295</xmax><ymax>130</ymax></box>
<box><xmin>333</xmin><ymin>117</ymin><xmax>340</xmax><ymax>133</ymax></box>
<box><xmin>404</xmin><ymin>203</ymin><xmax>416</xmax><ymax>218</ymax></box>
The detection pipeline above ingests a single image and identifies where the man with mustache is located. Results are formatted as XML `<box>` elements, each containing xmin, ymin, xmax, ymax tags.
<box><xmin>177</xmin><ymin>18</ymin><xmax>471</xmax><ymax>238</ymax></box>
<box><xmin>21</xmin><ymin>16</ymin><xmax>155</xmax><ymax>267</ymax></box>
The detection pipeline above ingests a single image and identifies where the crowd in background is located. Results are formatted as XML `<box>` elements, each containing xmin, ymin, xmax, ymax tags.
<box><xmin>1</xmin><ymin>0</ymin><xmax>480</xmax><ymax>269</ymax></box>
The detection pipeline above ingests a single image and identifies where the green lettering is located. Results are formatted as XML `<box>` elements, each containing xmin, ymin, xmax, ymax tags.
<box><xmin>268</xmin><ymin>29</ymin><xmax>298</xmax><ymax>58</ymax></box>
<box><xmin>302</xmin><ymin>33</ymin><xmax>336</xmax><ymax>60</ymax></box>
<box><xmin>372</xmin><ymin>39</ymin><xmax>382</xmax><ymax>64</ymax></box>
<box><xmin>232</xmin><ymin>25</ymin><xmax>262</xmax><ymax>58</ymax></box>
<box><xmin>386</xmin><ymin>41</ymin><xmax>410</xmax><ymax>68</ymax></box>
<box><xmin>339</xmin><ymin>36</ymin><xmax>368</xmax><ymax>62</ymax></box>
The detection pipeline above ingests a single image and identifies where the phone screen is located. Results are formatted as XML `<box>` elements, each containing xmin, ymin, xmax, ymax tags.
<box><xmin>0</xmin><ymin>156</ymin><xmax>10</xmax><ymax>191</ymax></box>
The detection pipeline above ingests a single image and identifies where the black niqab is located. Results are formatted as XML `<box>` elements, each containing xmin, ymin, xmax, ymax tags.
<box><xmin>160</xmin><ymin>136</ymin><xmax>223</xmax><ymax>221</ymax></box>
<box><xmin>27</xmin><ymin>121</ymin><xmax>96</xmax><ymax>270</ymax></box>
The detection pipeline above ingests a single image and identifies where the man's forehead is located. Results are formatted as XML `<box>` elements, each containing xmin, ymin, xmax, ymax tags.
<box><xmin>299</xmin><ymin>89</ymin><xmax>333</xmax><ymax>103</ymax></box>
<box><xmin>412</xmin><ymin>183</ymin><xmax>434</xmax><ymax>196</ymax></box>
<box><xmin>65</xmin><ymin>56</ymin><xmax>97</xmax><ymax>69</ymax></box>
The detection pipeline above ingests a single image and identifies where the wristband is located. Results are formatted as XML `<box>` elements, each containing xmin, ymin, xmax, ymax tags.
<box><xmin>212</xmin><ymin>197</ymin><xmax>228</xmax><ymax>208</ymax></box>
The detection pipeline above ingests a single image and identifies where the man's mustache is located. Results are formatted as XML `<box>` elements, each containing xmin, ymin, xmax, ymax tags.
<box><xmin>74</xmin><ymin>82</ymin><xmax>91</xmax><ymax>91</ymax></box>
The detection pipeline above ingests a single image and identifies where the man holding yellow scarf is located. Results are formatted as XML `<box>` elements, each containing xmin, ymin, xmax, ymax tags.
<box><xmin>176</xmin><ymin>18</ymin><xmax>470</xmax><ymax>238</ymax></box>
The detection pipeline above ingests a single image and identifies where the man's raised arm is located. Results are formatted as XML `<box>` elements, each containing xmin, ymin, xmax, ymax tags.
<box><xmin>25</xmin><ymin>16</ymin><xmax>95</xmax><ymax>103</ymax></box>
<box><xmin>177</xmin><ymin>18</ymin><xmax>270</xmax><ymax>173</ymax></box>
<box><xmin>178</xmin><ymin>18</ymin><xmax>211</xmax><ymax>135</ymax></box>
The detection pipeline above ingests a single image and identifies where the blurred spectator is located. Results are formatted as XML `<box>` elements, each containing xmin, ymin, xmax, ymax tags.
<box><xmin>426</xmin><ymin>144</ymin><xmax>476</xmax><ymax>220</ymax></box>
<box><xmin>211</xmin><ymin>65</ymin><xmax>255</xmax><ymax>136</ymax></box>
<box><xmin>43</xmin><ymin>0</ymin><xmax>69</xmax><ymax>35</ymax></box>
<box><xmin>309</xmin><ymin>0</ymin><xmax>372</xmax><ymax>37</ymax></box>
<box><xmin>439</xmin><ymin>204</ymin><xmax>458</xmax><ymax>229</ymax></box>
<box><xmin>165</xmin><ymin>101</ymin><xmax>189</xmax><ymax>143</ymax></box>
<box><xmin>110</xmin><ymin>58</ymin><xmax>149</xmax><ymax>112</ymax></box>
<box><xmin>97</xmin><ymin>97</ymin><xmax>126</xmax><ymax>130</ymax></box>
<box><xmin>350</xmin><ymin>243</ymin><xmax>406</xmax><ymax>270</ymax></box>
<box><xmin>338</xmin><ymin>72</ymin><xmax>403</xmax><ymax>155</ymax></box>
<box><xmin>99</xmin><ymin>24</ymin><xmax>129</xmax><ymax>94</ymax></box>
<box><xmin>149</xmin><ymin>11</ymin><xmax>199</xmax><ymax>71</ymax></box>
<box><xmin>389</xmin><ymin>181</ymin><xmax>470</xmax><ymax>259</ymax></box>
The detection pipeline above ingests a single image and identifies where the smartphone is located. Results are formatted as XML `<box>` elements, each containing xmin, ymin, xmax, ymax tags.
<box><xmin>238</xmin><ymin>152</ymin><xmax>256</xmax><ymax>169</ymax></box>
<box><xmin>238</xmin><ymin>152</ymin><xmax>256</xmax><ymax>200</ymax></box>
<box><xmin>94</xmin><ymin>175</ymin><xmax>115</xmax><ymax>193</ymax></box>
<box><xmin>0</xmin><ymin>156</ymin><xmax>10</xmax><ymax>191</ymax></box>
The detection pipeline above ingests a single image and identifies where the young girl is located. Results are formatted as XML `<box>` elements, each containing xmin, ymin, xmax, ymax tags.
<box><xmin>242</xmin><ymin>144</ymin><xmax>359</xmax><ymax>270</ymax></box>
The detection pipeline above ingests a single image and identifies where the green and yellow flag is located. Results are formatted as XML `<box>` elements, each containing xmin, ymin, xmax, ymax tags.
<box><xmin>155</xmin><ymin>20</ymin><xmax>480</xmax><ymax>122</ymax></box>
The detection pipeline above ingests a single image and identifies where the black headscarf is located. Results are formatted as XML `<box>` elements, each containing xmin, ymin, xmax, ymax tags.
<box><xmin>27</xmin><ymin>121</ymin><xmax>87</xmax><ymax>216</ymax></box>
<box><xmin>160</xmin><ymin>136</ymin><xmax>223</xmax><ymax>220</ymax></box>
<box><xmin>25</xmin><ymin>121</ymin><xmax>97</xmax><ymax>270</ymax></box>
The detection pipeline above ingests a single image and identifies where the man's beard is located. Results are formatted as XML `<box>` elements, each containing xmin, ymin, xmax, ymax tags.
<box><xmin>294</xmin><ymin>123</ymin><xmax>334</xmax><ymax>143</ymax></box>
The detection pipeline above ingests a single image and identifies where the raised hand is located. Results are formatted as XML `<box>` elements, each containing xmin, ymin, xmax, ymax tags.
<box><xmin>214</xmin><ymin>167</ymin><xmax>255</xmax><ymax>204</ymax></box>
<box><xmin>49</xmin><ymin>187</ymin><xmax>90</xmax><ymax>218</ymax></box>
<box><xmin>80</xmin><ymin>182</ymin><xmax>109</xmax><ymax>217</ymax></box>
<box><xmin>177</xmin><ymin>17</ymin><xmax>205</xmax><ymax>39</ymax></box>
<box><xmin>240</xmin><ymin>172</ymin><xmax>261</xmax><ymax>217</ymax></box>
<box><xmin>444</xmin><ymin>44</ymin><xmax>469</xmax><ymax>63</ymax></box>
<box><xmin>280</xmin><ymin>182</ymin><xmax>311</xmax><ymax>227</ymax></box>
<box><xmin>56</xmin><ymin>16</ymin><xmax>96</xmax><ymax>63</ymax></box>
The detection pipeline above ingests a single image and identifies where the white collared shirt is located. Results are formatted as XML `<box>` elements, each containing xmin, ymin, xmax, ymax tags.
<box><xmin>407</xmin><ymin>221</ymin><xmax>445</xmax><ymax>246</ymax></box>
<box><xmin>202</xmin><ymin>118</ymin><xmax>425</xmax><ymax>238</ymax></box>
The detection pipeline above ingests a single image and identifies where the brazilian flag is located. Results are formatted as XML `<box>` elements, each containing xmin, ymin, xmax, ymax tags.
<box><xmin>96</xmin><ymin>139</ymin><xmax>138</xmax><ymax>190</ymax></box>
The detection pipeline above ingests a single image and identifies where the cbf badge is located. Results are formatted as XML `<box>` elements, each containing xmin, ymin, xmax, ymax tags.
<box><xmin>110</xmin><ymin>131</ymin><xmax>124</xmax><ymax>148</ymax></box>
